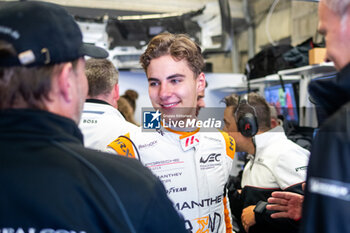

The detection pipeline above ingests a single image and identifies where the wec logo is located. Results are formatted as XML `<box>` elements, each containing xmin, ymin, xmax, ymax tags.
<box><xmin>200</xmin><ymin>153</ymin><xmax>221</xmax><ymax>163</ymax></box>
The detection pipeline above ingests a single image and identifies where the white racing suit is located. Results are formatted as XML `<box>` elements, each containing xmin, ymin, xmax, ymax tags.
<box><xmin>108</xmin><ymin>126</ymin><xmax>236</xmax><ymax>233</ymax></box>
<box><xmin>79</xmin><ymin>100</ymin><xmax>139</xmax><ymax>152</ymax></box>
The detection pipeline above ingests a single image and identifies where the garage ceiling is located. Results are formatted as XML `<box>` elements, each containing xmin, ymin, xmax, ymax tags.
<box><xmin>0</xmin><ymin>0</ymin><xmax>244</xmax><ymax>18</ymax></box>
<box><xmin>33</xmin><ymin>0</ymin><xmax>220</xmax><ymax>13</ymax></box>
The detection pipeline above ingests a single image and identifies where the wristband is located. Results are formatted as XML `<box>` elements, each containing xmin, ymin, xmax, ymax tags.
<box><xmin>254</xmin><ymin>201</ymin><xmax>267</xmax><ymax>214</ymax></box>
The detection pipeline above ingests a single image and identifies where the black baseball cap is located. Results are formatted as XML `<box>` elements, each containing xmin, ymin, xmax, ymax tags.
<box><xmin>0</xmin><ymin>1</ymin><xmax>108</xmax><ymax>67</ymax></box>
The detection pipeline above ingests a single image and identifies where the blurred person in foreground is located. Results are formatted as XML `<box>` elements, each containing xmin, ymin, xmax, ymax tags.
<box><xmin>0</xmin><ymin>2</ymin><xmax>187</xmax><ymax>233</ymax></box>
<box><xmin>266</xmin><ymin>1</ymin><xmax>350</xmax><ymax>232</ymax></box>
<box><xmin>299</xmin><ymin>0</ymin><xmax>350</xmax><ymax>232</ymax></box>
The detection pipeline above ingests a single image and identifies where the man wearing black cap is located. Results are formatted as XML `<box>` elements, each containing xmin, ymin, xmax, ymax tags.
<box><xmin>0</xmin><ymin>2</ymin><xmax>187</xmax><ymax>233</ymax></box>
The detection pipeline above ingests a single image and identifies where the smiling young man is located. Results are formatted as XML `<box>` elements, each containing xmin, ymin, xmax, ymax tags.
<box><xmin>108</xmin><ymin>33</ymin><xmax>236</xmax><ymax>233</ymax></box>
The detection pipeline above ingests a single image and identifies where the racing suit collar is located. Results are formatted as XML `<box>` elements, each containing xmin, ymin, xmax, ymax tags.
<box><xmin>86</xmin><ymin>98</ymin><xmax>111</xmax><ymax>106</ymax></box>
<box><xmin>163</xmin><ymin>126</ymin><xmax>200</xmax><ymax>139</ymax></box>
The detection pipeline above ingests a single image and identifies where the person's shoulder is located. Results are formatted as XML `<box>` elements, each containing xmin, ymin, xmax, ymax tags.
<box><xmin>82</xmin><ymin>101</ymin><xmax>110</xmax><ymax>112</ymax></box>
<box><xmin>271</xmin><ymin>136</ymin><xmax>310</xmax><ymax>169</ymax></box>
<box><xmin>200</xmin><ymin>130</ymin><xmax>229</xmax><ymax>143</ymax></box>
<box><xmin>124</xmin><ymin>121</ymin><xmax>141</xmax><ymax>132</ymax></box>
<box><xmin>201</xmin><ymin>130</ymin><xmax>235</xmax><ymax>159</ymax></box>
<box><xmin>270</xmin><ymin>135</ymin><xmax>310</xmax><ymax>160</ymax></box>
<box><xmin>322</xmin><ymin>102</ymin><xmax>350</xmax><ymax>132</ymax></box>
<box><xmin>314</xmin><ymin>102</ymin><xmax>350</xmax><ymax>147</ymax></box>
<box><xmin>284</xmin><ymin>136</ymin><xmax>310</xmax><ymax>153</ymax></box>
<box><xmin>106</xmin><ymin>127</ymin><xmax>155</xmax><ymax>158</ymax></box>
<box><xmin>129</xmin><ymin>128</ymin><xmax>161</xmax><ymax>142</ymax></box>
<box><xmin>104</xmin><ymin>114</ymin><xmax>140</xmax><ymax>136</ymax></box>
<box><xmin>80</xmin><ymin>102</ymin><xmax>122</xmax><ymax>123</ymax></box>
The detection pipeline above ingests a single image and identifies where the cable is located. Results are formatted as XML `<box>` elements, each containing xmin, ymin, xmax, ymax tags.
<box><xmin>265</xmin><ymin>0</ymin><xmax>280</xmax><ymax>46</ymax></box>
<box><xmin>118</xmin><ymin>135</ymin><xmax>141</xmax><ymax>162</ymax></box>
<box><xmin>51</xmin><ymin>140</ymin><xmax>136</xmax><ymax>233</ymax></box>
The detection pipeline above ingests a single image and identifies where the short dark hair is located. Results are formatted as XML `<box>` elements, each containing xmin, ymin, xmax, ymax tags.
<box><xmin>85</xmin><ymin>58</ymin><xmax>118</xmax><ymax>97</ymax></box>
<box><xmin>140</xmin><ymin>33</ymin><xmax>204</xmax><ymax>77</ymax></box>
<box><xmin>223</xmin><ymin>92</ymin><xmax>271</xmax><ymax>132</ymax></box>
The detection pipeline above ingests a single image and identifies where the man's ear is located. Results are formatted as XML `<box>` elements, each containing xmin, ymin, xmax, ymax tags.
<box><xmin>57</xmin><ymin>62</ymin><xmax>74</xmax><ymax>103</ymax></box>
<box><xmin>196</xmin><ymin>72</ymin><xmax>206</xmax><ymax>93</ymax></box>
<box><xmin>111</xmin><ymin>83</ymin><xmax>120</xmax><ymax>108</ymax></box>
<box><xmin>114</xmin><ymin>83</ymin><xmax>120</xmax><ymax>101</ymax></box>
<box><xmin>270</xmin><ymin>118</ymin><xmax>279</xmax><ymax>129</ymax></box>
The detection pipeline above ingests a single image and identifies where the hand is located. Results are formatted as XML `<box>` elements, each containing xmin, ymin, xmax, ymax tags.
<box><xmin>241</xmin><ymin>205</ymin><xmax>256</xmax><ymax>232</ymax></box>
<box><xmin>266</xmin><ymin>191</ymin><xmax>304</xmax><ymax>221</ymax></box>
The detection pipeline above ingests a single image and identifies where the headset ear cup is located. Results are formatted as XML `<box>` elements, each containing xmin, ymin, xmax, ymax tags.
<box><xmin>237</xmin><ymin>113</ymin><xmax>258</xmax><ymax>137</ymax></box>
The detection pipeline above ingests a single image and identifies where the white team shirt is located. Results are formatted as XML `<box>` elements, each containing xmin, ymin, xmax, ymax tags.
<box><xmin>79</xmin><ymin>100</ymin><xmax>139</xmax><ymax>152</ymax></box>
<box><xmin>241</xmin><ymin>126</ymin><xmax>310</xmax><ymax>189</ymax></box>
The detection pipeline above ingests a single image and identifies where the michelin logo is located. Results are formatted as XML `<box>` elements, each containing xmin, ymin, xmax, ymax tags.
<box><xmin>143</xmin><ymin>110</ymin><xmax>161</xmax><ymax>129</ymax></box>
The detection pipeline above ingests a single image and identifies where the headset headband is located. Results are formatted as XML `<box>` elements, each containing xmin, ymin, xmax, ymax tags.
<box><xmin>235</xmin><ymin>93</ymin><xmax>257</xmax><ymax>119</ymax></box>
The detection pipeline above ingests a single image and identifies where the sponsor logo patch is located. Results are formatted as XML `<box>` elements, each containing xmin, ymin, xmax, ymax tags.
<box><xmin>184</xmin><ymin>212</ymin><xmax>222</xmax><ymax>233</ymax></box>
<box><xmin>175</xmin><ymin>195</ymin><xmax>223</xmax><ymax>211</ymax></box>
<box><xmin>138</xmin><ymin>140</ymin><xmax>158</xmax><ymax>149</ymax></box>
<box><xmin>167</xmin><ymin>186</ymin><xmax>187</xmax><ymax>194</ymax></box>
<box><xmin>309</xmin><ymin>177</ymin><xmax>350</xmax><ymax>201</ymax></box>
<box><xmin>199</xmin><ymin>153</ymin><xmax>222</xmax><ymax>170</ymax></box>
<box><xmin>143</xmin><ymin>110</ymin><xmax>161</xmax><ymax>129</ymax></box>
<box><xmin>82</xmin><ymin>119</ymin><xmax>97</xmax><ymax>124</ymax></box>
<box><xmin>200</xmin><ymin>153</ymin><xmax>221</xmax><ymax>163</ymax></box>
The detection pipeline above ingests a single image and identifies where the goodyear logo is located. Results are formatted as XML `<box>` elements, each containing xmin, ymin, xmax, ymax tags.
<box><xmin>167</xmin><ymin>186</ymin><xmax>187</xmax><ymax>194</ymax></box>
